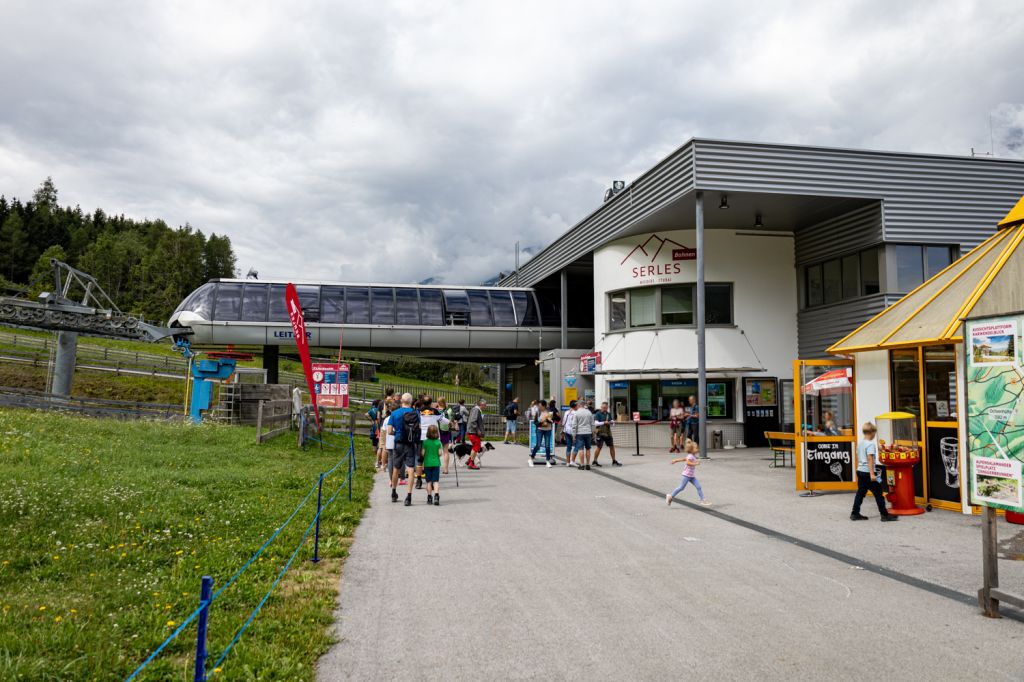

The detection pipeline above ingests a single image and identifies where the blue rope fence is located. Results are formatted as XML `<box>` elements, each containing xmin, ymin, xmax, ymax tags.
<box><xmin>125</xmin><ymin>432</ymin><xmax>357</xmax><ymax>681</ymax></box>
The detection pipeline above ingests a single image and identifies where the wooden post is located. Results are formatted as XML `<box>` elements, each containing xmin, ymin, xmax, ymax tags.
<box><xmin>980</xmin><ymin>506</ymin><xmax>1001</xmax><ymax>618</ymax></box>
<box><xmin>256</xmin><ymin>400</ymin><xmax>264</xmax><ymax>445</ymax></box>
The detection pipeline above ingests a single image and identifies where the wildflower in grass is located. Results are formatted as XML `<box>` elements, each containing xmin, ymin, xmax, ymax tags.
<box><xmin>166</xmin><ymin>620</ymin><xmax>175</xmax><ymax>627</ymax></box>
<box><xmin>54</xmin><ymin>616</ymin><xmax>62</xmax><ymax>623</ymax></box>
<box><xmin>38</xmin><ymin>606</ymin><xmax>46</xmax><ymax>611</ymax></box>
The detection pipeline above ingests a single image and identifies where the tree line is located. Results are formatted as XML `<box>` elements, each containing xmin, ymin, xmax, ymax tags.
<box><xmin>0</xmin><ymin>178</ymin><xmax>237</xmax><ymax>322</ymax></box>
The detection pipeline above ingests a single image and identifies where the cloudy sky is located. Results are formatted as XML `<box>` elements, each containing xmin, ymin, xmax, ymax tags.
<box><xmin>1</xmin><ymin>1</ymin><xmax>1022</xmax><ymax>285</ymax></box>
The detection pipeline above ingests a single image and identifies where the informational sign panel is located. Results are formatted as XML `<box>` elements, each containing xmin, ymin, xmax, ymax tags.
<box><xmin>312</xmin><ymin>362</ymin><xmax>349</xmax><ymax>408</ymax></box>
<box><xmin>743</xmin><ymin>377</ymin><xmax>779</xmax><ymax>448</ymax></box>
<box><xmin>579</xmin><ymin>352</ymin><xmax>602</xmax><ymax>373</ymax></box>
<box><xmin>563</xmin><ymin>387</ymin><xmax>577</xmax><ymax>405</ymax></box>
<box><xmin>966</xmin><ymin>316</ymin><xmax>1024</xmax><ymax>513</ymax></box>
<box><xmin>744</xmin><ymin>379</ymin><xmax>777</xmax><ymax>407</ymax></box>
<box><xmin>804</xmin><ymin>440</ymin><xmax>854</xmax><ymax>483</ymax></box>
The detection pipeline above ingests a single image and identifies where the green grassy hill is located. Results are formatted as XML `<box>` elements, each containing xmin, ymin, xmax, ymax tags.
<box><xmin>0</xmin><ymin>409</ymin><xmax>374</xmax><ymax>680</ymax></box>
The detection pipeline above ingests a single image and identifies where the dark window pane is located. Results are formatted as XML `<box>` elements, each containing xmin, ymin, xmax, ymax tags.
<box><xmin>806</xmin><ymin>265</ymin><xmax>823</xmax><ymax>307</ymax></box>
<box><xmin>705</xmin><ymin>284</ymin><xmax>732</xmax><ymax>324</ymax></box>
<box><xmin>522</xmin><ymin>293</ymin><xmax>540</xmax><ymax>326</ymax></box>
<box><xmin>185</xmin><ymin>283</ymin><xmax>215</xmax><ymax>320</ymax></box>
<box><xmin>268</xmin><ymin>285</ymin><xmax>288</xmax><ymax>322</ymax></box>
<box><xmin>467</xmin><ymin>289</ymin><xmax>492</xmax><ymax>326</ymax></box>
<box><xmin>511</xmin><ymin>291</ymin><xmax>532</xmax><ymax>326</ymax></box>
<box><xmin>895</xmin><ymin>245</ymin><xmax>923</xmax><ymax>292</ymax></box>
<box><xmin>240</xmin><ymin>284</ymin><xmax>268</xmax><ymax>322</ymax></box>
<box><xmin>609</xmin><ymin>292</ymin><xmax>626</xmax><ymax>330</ymax></box>
<box><xmin>822</xmin><ymin>259</ymin><xmax>841</xmax><ymax>304</ymax></box>
<box><xmin>419</xmin><ymin>289</ymin><xmax>443</xmax><ymax>326</ymax></box>
<box><xmin>321</xmin><ymin>286</ymin><xmax>345</xmax><ymax>323</ymax></box>
<box><xmin>926</xmin><ymin>246</ymin><xmax>952</xmax><ymax>279</ymax></box>
<box><xmin>345</xmin><ymin>287</ymin><xmax>369</xmax><ymax>324</ymax></box>
<box><xmin>296</xmin><ymin>285</ymin><xmax>320</xmax><ymax>322</ymax></box>
<box><xmin>213</xmin><ymin>283</ymin><xmax>243</xmax><ymax>321</ymax></box>
<box><xmin>395</xmin><ymin>288</ymin><xmax>420</xmax><ymax>325</ymax></box>
<box><xmin>861</xmin><ymin>249</ymin><xmax>880</xmax><ymax>295</ymax></box>
<box><xmin>370</xmin><ymin>287</ymin><xmax>395</xmax><ymax>324</ymax></box>
<box><xmin>442</xmin><ymin>289</ymin><xmax>469</xmax><ymax>325</ymax></box>
<box><xmin>661</xmin><ymin>285</ymin><xmax>693</xmax><ymax>325</ymax></box>
<box><xmin>491</xmin><ymin>291</ymin><xmax>516</xmax><ymax>326</ymax></box>
<box><xmin>842</xmin><ymin>254</ymin><xmax>859</xmax><ymax>300</ymax></box>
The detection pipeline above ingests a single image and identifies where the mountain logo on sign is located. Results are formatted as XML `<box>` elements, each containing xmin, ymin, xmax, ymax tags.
<box><xmin>619</xmin><ymin>234</ymin><xmax>696</xmax><ymax>265</ymax></box>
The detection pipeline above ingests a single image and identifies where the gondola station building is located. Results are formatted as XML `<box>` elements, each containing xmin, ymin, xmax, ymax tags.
<box><xmin>501</xmin><ymin>139</ymin><xmax>1024</xmax><ymax>460</ymax></box>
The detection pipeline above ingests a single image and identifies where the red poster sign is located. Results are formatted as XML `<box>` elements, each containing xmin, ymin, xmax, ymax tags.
<box><xmin>285</xmin><ymin>283</ymin><xmax>320</xmax><ymax>431</ymax></box>
<box><xmin>312</xmin><ymin>363</ymin><xmax>349</xmax><ymax>408</ymax></box>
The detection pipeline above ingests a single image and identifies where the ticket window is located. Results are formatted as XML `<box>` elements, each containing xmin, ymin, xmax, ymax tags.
<box><xmin>630</xmin><ymin>381</ymin><xmax>658</xmax><ymax>420</ymax></box>
<box><xmin>610</xmin><ymin>382</ymin><xmax>629</xmax><ymax>421</ymax></box>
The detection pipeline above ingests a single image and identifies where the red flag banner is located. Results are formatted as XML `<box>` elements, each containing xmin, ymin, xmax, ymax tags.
<box><xmin>285</xmin><ymin>283</ymin><xmax>320</xmax><ymax>431</ymax></box>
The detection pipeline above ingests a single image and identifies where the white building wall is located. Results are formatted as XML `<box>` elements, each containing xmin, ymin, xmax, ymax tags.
<box><xmin>591</xmin><ymin>229</ymin><xmax>798</xmax><ymax>406</ymax></box>
<box><xmin>853</xmin><ymin>349</ymin><xmax>891</xmax><ymax>425</ymax></box>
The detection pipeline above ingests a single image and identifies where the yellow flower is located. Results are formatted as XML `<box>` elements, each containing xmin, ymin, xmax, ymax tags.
<box><xmin>213</xmin><ymin>668</ymin><xmax>222</xmax><ymax>674</ymax></box>
<box><xmin>70</xmin><ymin>609</ymin><xmax>77</xmax><ymax>614</ymax></box>
<box><xmin>54</xmin><ymin>616</ymin><xmax>62</xmax><ymax>623</ymax></box>
<box><xmin>166</xmin><ymin>620</ymin><xmax>176</xmax><ymax>627</ymax></box>
<box><xmin>175</xmin><ymin>550</ymin><xmax>184</xmax><ymax>556</ymax></box>
<box><xmin>38</xmin><ymin>606</ymin><xmax>46</xmax><ymax>611</ymax></box>
<box><xmin>52</xmin><ymin>555</ymin><xmax>60</xmax><ymax>561</ymax></box>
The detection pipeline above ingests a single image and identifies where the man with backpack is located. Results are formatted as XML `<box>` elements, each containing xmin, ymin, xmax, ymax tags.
<box><xmin>503</xmin><ymin>397</ymin><xmax>520</xmax><ymax>444</ymax></box>
<box><xmin>387</xmin><ymin>393</ymin><xmax>420</xmax><ymax>506</ymax></box>
<box><xmin>592</xmin><ymin>401</ymin><xmax>621</xmax><ymax>467</ymax></box>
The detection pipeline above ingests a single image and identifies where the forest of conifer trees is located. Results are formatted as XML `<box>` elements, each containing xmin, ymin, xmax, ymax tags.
<box><xmin>0</xmin><ymin>178</ymin><xmax>237</xmax><ymax>322</ymax></box>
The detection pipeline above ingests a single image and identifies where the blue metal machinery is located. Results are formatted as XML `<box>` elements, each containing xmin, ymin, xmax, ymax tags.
<box><xmin>174</xmin><ymin>339</ymin><xmax>237</xmax><ymax>424</ymax></box>
<box><xmin>188</xmin><ymin>357</ymin><xmax>237</xmax><ymax>424</ymax></box>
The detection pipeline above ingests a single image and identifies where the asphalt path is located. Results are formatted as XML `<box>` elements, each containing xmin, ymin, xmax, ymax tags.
<box><xmin>318</xmin><ymin>445</ymin><xmax>1024</xmax><ymax>681</ymax></box>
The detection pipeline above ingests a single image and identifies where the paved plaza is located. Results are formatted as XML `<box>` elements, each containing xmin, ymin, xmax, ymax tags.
<box><xmin>318</xmin><ymin>444</ymin><xmax>1024</xmax><ymax>681</ymax></box>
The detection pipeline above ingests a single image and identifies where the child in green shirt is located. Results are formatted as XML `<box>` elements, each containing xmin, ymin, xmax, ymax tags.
<box><xmin>422</xmin><ymin>425</ymin><xmax>443</xmax><ymax>506</ymax></box>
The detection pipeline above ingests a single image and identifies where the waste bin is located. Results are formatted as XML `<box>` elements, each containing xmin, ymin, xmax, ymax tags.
<box><xmin>712</xmin><ymin>429</ymin><xmax>723</xmax><ymax>450</ymax></box>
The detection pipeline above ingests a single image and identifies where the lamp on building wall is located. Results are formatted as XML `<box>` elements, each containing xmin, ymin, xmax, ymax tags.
<box><xmin>754</xmin><ymin>213</ymin><xmax>764</xmax><ymax>229</ymax></box>
<box><xmin>719</xmin><ymin>194</ymin><xmax>729</xmax><ymax>209</ymax></box>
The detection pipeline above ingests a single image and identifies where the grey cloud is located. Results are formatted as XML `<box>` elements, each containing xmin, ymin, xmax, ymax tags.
<box><xmin>0</xmin><ymin>0</ymin><xmax>1022</xmax><ymax>288</ymax></box>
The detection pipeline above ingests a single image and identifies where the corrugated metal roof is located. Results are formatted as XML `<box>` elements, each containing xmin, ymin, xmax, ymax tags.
<box><xmin>505</xmin><ymin>139</ymin><xmax>1024</xmax><ymax>287</ymax></box>
<box><xmin>829</xmin><ymin>196</ymin><xmax>1024</xmax><ymax>353</ymax></box>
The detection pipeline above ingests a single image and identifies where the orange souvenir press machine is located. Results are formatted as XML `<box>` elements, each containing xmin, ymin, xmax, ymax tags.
<box><xmin>876</xmin><ymin>412</ymin><xmax>925</xmax><ymax>516</ymax></box>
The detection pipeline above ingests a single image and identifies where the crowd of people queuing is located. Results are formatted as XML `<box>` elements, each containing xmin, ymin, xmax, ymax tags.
<box><xmin>365</xmin><ymin>388</ymin><xmax>711</xmax><ymax>508</ymax></box>
<box><xmin>367</xmin><ymin>388</ymin><xmax>494</xmax><ymax>506</ymax></box>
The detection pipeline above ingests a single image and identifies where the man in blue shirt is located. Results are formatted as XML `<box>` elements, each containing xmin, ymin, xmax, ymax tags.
<box><xmin>387</xmin><ymin>393</ymin><xmax>419</xmax><ymax>506</ymax></box>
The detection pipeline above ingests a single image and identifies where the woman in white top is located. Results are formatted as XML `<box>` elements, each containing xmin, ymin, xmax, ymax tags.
<box><xmin>669</xmin><ymin>399</ymin><xmax>686</xmax><ymax>453</ymax></box>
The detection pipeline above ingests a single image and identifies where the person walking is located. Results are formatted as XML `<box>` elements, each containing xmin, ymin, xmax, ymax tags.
<box><xmin>466</xmin><ymin>398</ymin><xmax>486</xmax><ymax>469</ymax></box>
<box><xmin>439</xmin><ymin>398</ymin><xmax>455</xmax><ymax>474</ymax></box>
<box><xmin>666</xmin><ymin>440</ymin><xmax>710</xmax><ymax>506</ymax></box>
<box><xmin>685</xmin><ymin>395</ymin><xmax>700</xmax><ymax>445</ymax></box>
<box><xmin>573</xmin><ymin>401</ymin><xmax>594</xmax><ymax>470</ymax></box>
<box><xmin>669</xmin><ymin>398</ymin><xmax>686</xmax><ymax>452</ymax></box>
<box><xmin>592</xmin><ymin>401</ymin><xmax>620</xmax><ymax>467</ymax></box>
<box><xmin>503</xmin><ymin>397</ymin><xmax>520</xmax><ymax>444</ymax></box>
<box><xmin>376</xmin><ymin>402</ymin><xmax>392</xmax><ymax>472</ymax></box>
<box><xmin>851</xmin><ymin>422</ymin><xmax>898</xmax><ymax>522</ymax></box>
<box><xmin>562</xmin><ymin>401</ymin><xmax>577</xmax><ymax>466</ymax></box>
<box><xmin>455</xmin><ymin>399</ymin><xmax>468</xmax><ymax>443</ymax></box>
<box><xmin>422</xmin><ymin>424</ymin><xmax>443</xmax><ymax>505</ymax></box>
<box><xmin>529</xmin><ymin>402</ymin><xmax>555</xmax><ymax>467</ymax></box>
<box><xmin>387</xmin><ymin>393</ymin><xmax>420</xmax><ymax>507</ymax></box>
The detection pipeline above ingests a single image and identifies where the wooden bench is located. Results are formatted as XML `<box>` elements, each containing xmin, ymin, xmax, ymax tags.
<box><xmin>764</xmin><ymin>431</ymin><xmax>797</xmax><ymax>468</ymax></box>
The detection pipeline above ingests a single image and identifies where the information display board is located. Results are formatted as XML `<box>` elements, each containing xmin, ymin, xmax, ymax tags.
<box><xmin>966</xmin><ymin>316</ymin><xmax>1024</xmax><ymax>513</ymax></box>
<box><xmin>312</xmin><ymin>363</ymin><xmax>349</xmax><ymax>408</ymax></box>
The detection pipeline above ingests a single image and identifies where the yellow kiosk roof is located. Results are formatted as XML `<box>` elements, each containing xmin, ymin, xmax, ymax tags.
<box><xmin>830</xmin><ymin>194</ymin><xmax>1024</xmax><ymax>354</ymax></box>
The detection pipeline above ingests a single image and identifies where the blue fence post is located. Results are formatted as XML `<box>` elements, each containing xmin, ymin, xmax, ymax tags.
<box><xmin>348</xmin><ymin>434</ymin><xmax>354</xmax><ymax>502</ymax></box>
<box><xmin>311</xmin><ymin>472</ymin><xmax>324</xmax><ymax>563</ymax></box>
<box><xmin>194</xmin><ymin>575</ymin><xmax>213</xmax><ymax>682</ymax></box>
